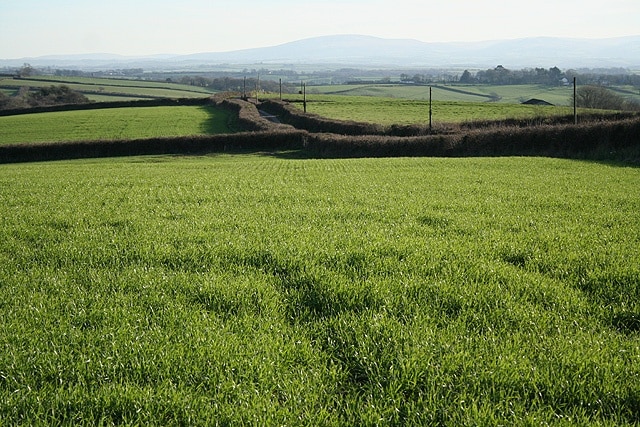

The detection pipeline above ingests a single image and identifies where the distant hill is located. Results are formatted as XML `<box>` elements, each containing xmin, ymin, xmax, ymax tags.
<box><xmin>182</xmin><ymin>35</ymin><xmax>640</xmax><ymax>68</ymax></box>
<box><xmin>2</xmin><ymin>35</ymin><xmax>639</xmax><ymax>70</ymax></box>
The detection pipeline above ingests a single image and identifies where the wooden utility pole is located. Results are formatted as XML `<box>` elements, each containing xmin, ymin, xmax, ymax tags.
<box><xmin>279</xmin><ymin>78</ymin><xmax>282</xmax><ymax>100</ymax></box>
<box><xmin>256</xmin><ymin>75</ymin><xmax>260</xmax><ymax>104</ymax></box>
<box><xmin>573</xmin><ymin>77</ymin><xmax>577</xmax><ymax>125</ymax></box>
<box><xmin>429</xmin><ymin>86</ymin><xmax>433</xmax><ymax>132</ymax></box>
<box><xmin>303</xmin><ymin>83</ymin><xmax>307</xmax><ymax>113</ymax></box>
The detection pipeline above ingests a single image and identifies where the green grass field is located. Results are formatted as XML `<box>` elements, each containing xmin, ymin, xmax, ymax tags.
<box><xmin>306</xmin><ymin>83</ymin><xmax>640</xmax><ymax>106</ymax></box>
<box><xmin>0</xmin><ymin>106</ymin><xmax>233</xmax><ymax>144</ymax></box>
<box><xmin>0</xmin><ymin>76</ymin><xmax>213</xmax><ymax>101</ymax></box>
<box><xmin>1</xmin><ymin>154</ymin><xmax>638</xmax><ymax>425</ymax></box>
<box><xmin>278</xmin><ymin>94</ymin><xmax>576</xmax><ymax>125</ymax></box>
<box><xmin>306</xmin><ymin>83</ymin><xmax>577</xmax><ymax>105</ymax></box>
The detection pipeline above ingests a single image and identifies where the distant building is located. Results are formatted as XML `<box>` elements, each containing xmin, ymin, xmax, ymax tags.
<box><xmin>522</xmin><ymin>98</ymin><xmax>554</xmax><ymax>106</ymax></box>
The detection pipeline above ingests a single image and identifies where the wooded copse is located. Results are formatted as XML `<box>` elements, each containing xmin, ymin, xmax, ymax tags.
<box><xmin>406</xmin><ymin>66</ymin><xmax>640</xmax><ymax>87</ymax></box>
<box><xmin>0</xmin><ymin>85</ymin><xmax>89</xmax><ymax>110</ymax></box>
<box><xmin>574</xmin><ymin>85</ymin><xmax>640</xmax><ymax>111</ymax></box>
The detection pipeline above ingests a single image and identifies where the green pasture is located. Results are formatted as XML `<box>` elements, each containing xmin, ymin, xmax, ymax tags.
<box><xmin>1</xmin><ymin>154</ymin><xmax>638</xmax><ymax>425</ymax></box>
<box><xmin>306</xmin><ymin>83</ymin><xmax>577</xmax><ymax>105</ymax></box>
<box><xmin>280</xmin><ymin>94</ymin><xmax>576</xmax><ymax>124</ymax></box>
<box><xmin>31</xmin><ymin>75</ymin><xmax>211</xmax><ymax>92</ymax></box>
<box><xmin>0</xmin><ymin>106</ymin><xmax>232</xmax><ymax>144</ymax></box>
<box><xmin>0</xmin><ymin>76</ymin><xmax>213</xmax><ymax>101</ymax></box>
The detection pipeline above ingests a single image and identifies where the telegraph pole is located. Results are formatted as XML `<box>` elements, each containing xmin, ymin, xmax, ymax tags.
<box><xmin>256</xmin><ymin>74</ymin><xmax>260</xmax><ymax>104</ymax></box>
<box><xmin>573</xmin><ymin>77</ymin><xmax>577</xmax><ymax>125</ymax></box>
<box><xmin>303</xmin><ymin>82</ymin><xmax>307</xmax><ymax>113</ymax></box>
<box><xmin>429</xmin><ymin>86</ymin><xmax>433</xmax><ymax>132</ymax></box>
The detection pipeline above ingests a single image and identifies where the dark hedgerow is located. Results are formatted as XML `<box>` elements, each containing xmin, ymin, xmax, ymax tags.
<box><xmin>217</xmin><ymin>99</ymin><xmax>295</xmax><ymax>133</ymax></box>
<box><xmin>0</xmin><ymin>97</ymin><xmax>211</xmax><ymax>117</ymax></box>
<box><xmin>303</xmin><ymin>117</ymin><xmax>640</xmax><ymax>163</ymax></box>
<box><xmin>0</xmin><ymin>130</ymin><xmax>309</xmax><ymax>163</ymax></box>
<box><xmin>2</xmin><ymin>97</ymin><xmax>639</xmax><ymax>164</ymax></box>
<box><xmin>260</xmin><ymin>99</ymin><xmax>386</xmax><ymax>135</ymax></box>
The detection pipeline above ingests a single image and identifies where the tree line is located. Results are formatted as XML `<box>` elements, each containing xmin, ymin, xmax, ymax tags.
<box><xmin>176</xmin><ymin>76</ymin><xmax>294</xmax><ymax>94</ymax></box>
<box><xmin>574</xmin><ymin>85</ymin><xmax>639</xmax><ymax>111</ymax></box>
<box><xmin>402</xmin><ymin>66</ymin><xmax>640</xmax><ymax>87</ymax></box>
<box><xmin>0</xmin><ymin>85</ymin><xmax>89</xmax><ymax>110</ymax></box>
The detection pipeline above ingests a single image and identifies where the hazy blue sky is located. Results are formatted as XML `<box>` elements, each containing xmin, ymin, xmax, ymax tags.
<box><xmin>1</xmin><ymin>0</ymin><xmax>638</xmax><ymax>58</ymax></box>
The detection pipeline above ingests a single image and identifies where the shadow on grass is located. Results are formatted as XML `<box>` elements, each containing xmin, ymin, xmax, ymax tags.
<box><xmin>198</xmin><ymin>105</ymin><xmax>236</xmax><ymax>135</ymax></box>
<box><xmin>257</xmin><ymin>149</ymin><xmax>640</xmax><ymax>168</ymax></box>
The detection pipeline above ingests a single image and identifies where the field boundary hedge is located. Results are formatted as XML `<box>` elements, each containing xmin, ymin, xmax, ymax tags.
<box><xmin>260</xmin><ymin>99</ymin><xmax>639</xmax><ymax>136</ymax></box>
<box><xmin>304</xmin><ymin>117</ymin><xmax>640</xmax><ymax>163</ymax></box>
<box><xmin>2</xmin><ymin>97</ymin><xmax>639</xmax><ymax>164</ymax></box>
<box><xmin>10</xmin><ymin>76</ymin><xmax>210</xmax><ymax>94</ymax></box>
<box><xmin>259</xmin><ymin>99</ymin><xmax>386</xmax><ymax>135</ymax></box>
<box><xmin>217</xmin><ymin>99</ymin><xmax>297</xmax><ymax>132</ymax></box>
<box><xmin>0</xmin><ymin>130</ymin><xmax>308</xmax><ymax>163</ymax></box>
<box><xmin>0</xmin><ymin>97</ymin><xmax>212</xmax><ymax>117</ymax></box>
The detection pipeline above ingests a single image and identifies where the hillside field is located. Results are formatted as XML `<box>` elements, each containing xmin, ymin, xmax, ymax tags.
<box><xmin>1</xmin><ymin>154</ymin><xmax>638</xmax><ymax>425</ymax></box>
<box><xmin>0</xmin><ymin>76</ymin><xmax>213</xmax><ymax>101</ymax></box>
<box><xmin>1</xmin><ymin>97</ymin><xmax>579</xmax><ymax>145</ymax></box>
<box><xmin>306</xmin><ymin>83</ymin><xmax>573</xmax><ymax>105</ymax></box>
<box><xmin>277</xmin><ymin>94</ymin><xmax>578</xmax><ymax>125</ymax></box>
<box><xmin>0</xmin><ymin>106</ymin><xmax>233</xmax><ymax>144</ymax></box>
<box><xmin>305</xmin><ymin>83</ymin><xmax>640</xmax><ymax>105</ymax></box>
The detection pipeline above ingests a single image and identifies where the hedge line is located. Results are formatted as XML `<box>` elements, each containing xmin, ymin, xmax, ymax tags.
<box><xmin>259</xmin><ymin>100</ymin><xmax>386</xmax><ymax>135</ymax></box>
<box><xmin>0</xmin><ymin>97</ymin><xmax>304</xmax><ymax>163</ymax></box>
<box><xmin>258</xmin><ymin>99</ymin><xmax>639</xmax><ymax>163</ymax></box>
<box><xmin>262</xmin><ymin>98</ymin><xmax>456</xmax><ymax>136</ymax></box>
<box><xmin>0</xmin><ymin>130</ymin><xmax>308</xmax><ymax>163</ymax></box>
<box><xmin>217</xmin><ymin>99</ymin><xmax>295</xmax><ymax>132</ymax></box>
<box><xmin>2</xmin><ymin>97</ymin><xmax>639</xmax><ymax>164</ymax></box>
<box><xmin>261</xmin><ymin>99</ymin><xmax>640</xmax><ymax>137</ymax></box>
<box><xmin>0</xmin><ymin>97</ymin><xmax>212</xmax><ymax>117</ymax></box>
<box><xmin>457</xmin><ymin>111</ymin><xmax>640</xmax><ymax>130</ymax></box>
<box><xmin>304</xmin><ymin>117</ymin><xmax>640</xmax><ymax>163</ymax></box>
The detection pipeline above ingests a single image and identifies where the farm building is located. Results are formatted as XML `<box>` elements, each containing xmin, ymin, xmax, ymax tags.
<box><xmin>522</xmin><ymin>98</ymin><xmax>554</xmax><ymax>106</ymax></box>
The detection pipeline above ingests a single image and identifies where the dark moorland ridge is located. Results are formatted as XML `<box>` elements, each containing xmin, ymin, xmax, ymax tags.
<box><xmin>2</xmin><ymin>35</ymin><xmax>639</xmax><ymax>69</ymax></box>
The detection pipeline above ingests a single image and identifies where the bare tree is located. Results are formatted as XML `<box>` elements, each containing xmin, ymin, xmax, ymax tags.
<box><xmin>19</xmin><ymin>63</ymin><xmax>33</xmax><ymax>77</ymax></box>
<box><xmin>573</xmin><ymin>85</ymin><xmax>625</xmax><ymax>110</ymax></box>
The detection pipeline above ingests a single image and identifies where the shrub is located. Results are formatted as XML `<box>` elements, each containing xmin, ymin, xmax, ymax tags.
<box><xmin>304</xmin><ymin>117</ymin><xmax>640</xmax><ymax>163</ymax></box>
<box><xmin>27</xmin><ymin>85</ymin><xmax>90</xmax><ymax>107</ymax></box>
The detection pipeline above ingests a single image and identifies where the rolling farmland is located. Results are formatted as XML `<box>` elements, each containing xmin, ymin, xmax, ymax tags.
<box><xmin>0</xmin><ymin>155</ymin><xmax>638</xmax><ymax>424</ymax></box>
<box><xmin>307</xmin><ymin>83</ymin><xmax>576</xmax><ymax>105</ymax></box>
<box><xmin>1</xmin><ymin>73</ymin><xmax>639</xmax><ymax>424</ymax></box>
<box><xmin>0</xmin><ymin>76</ymin><xmax>213</xmax><ymax>101</ymax></box>
<box><xmin>278</xmin><ymin>94</ymin><xmax>576</xmax><ymax>125</ymax></box>
<box><xmin>306</xmin><ymin>82</ymin><xmax>640</xmax><ymax>105</ymax></box>
<box><xmin>0</xmin><ymin>106</ymin><xmax>233</xmax><ymax>144</ymax></box>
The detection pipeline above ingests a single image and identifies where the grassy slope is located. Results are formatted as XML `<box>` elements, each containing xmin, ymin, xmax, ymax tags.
<box><xmin>0</xmin><ymin>76</ymin><xmax>213</xmax><ymax>101</ymax></box>
<box><xmin>0</xmin><ymin>106</ymin><xmax>233</xmax><ymax>144</ymax></box>
<box><xmin>279</xmin><ymin>94</ymin><xmax>575</xmax><ymax>125</ymax></box>
<box><xmin>1</xmin><ymin>155</ymin><xmax>638</xmax><ymax>425</ymax></box>
<box><xmin>307</xmin><ymin>84</ymin><xmax>577</xmax><ymax>105</ymax></box>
